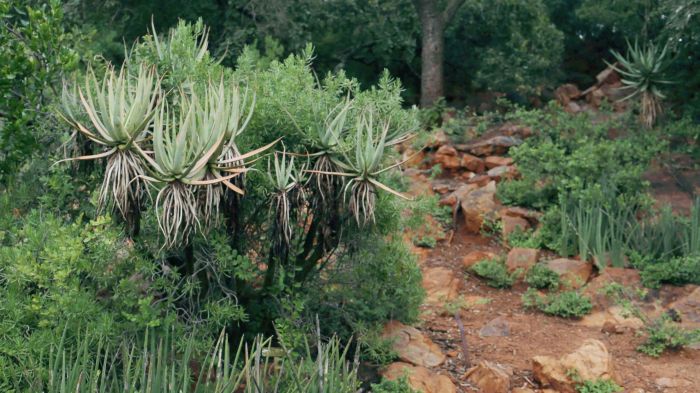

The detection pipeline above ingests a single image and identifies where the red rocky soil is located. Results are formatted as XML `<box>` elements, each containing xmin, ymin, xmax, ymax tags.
<box><xmin>381</xmin><ymin>124</ymin><xmax>700</xmax><ymax>393</ymax></box>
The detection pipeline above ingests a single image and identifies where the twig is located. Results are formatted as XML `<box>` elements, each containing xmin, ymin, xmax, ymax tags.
<box><xmin>454</xmin><ymin>312</ymin><xmax>470</xmax><ymax>368</ymax></box>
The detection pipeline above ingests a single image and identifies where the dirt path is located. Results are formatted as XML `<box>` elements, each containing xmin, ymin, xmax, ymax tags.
<box><xmin>414</xmin><ymin>229</ymin><xmax>700</xmax><ymax>392</ymax></box>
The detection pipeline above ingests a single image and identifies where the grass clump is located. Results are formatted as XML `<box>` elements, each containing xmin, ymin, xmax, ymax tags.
<box><xmin>471</xmin><ymin>258</ymin><xmax>519</xmax><ymax>289</ymax></box>
<box><xmin>525</xmin><ymin>264</ymin><xmax>560</xmax><ymax>290</ymax></box>
<box><xmin>637</xmin><ymin>316</ymin><xmax>700</xmax><ymax>357</ymax></box>
<box><xmin>522</xmin><ymin>288</ymin><xmax>592</xmax><ymax>318</ymax></box>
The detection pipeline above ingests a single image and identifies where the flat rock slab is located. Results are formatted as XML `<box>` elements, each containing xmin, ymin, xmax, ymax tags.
<box><xmin>422</xmin><ymin>266</ymin><xmax>461</xmax><ymax>304</ymax></box>
<box><xmin>382</xmin><ymin>362</ymin><xmax>457</xmax><ymax>393</ymax></box>
<box><xmin>381</xmin><ymin>321</ymin><xmax>446</xmax><ymax>367</ymax></box>
<box><xmin>480</xmin><ymin>316</ymin><xmax>511</xmax><ymax>337</ymax></box>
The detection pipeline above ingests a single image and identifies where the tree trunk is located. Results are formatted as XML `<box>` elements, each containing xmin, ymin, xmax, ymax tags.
<box><xmin>417</xmin><ymin>0</ymin><xmax>445</xmax><ymax>107</ymax></box>
<box><xmin>414</xmin><ymin>0</ymin><xmax>465</xmax><ymax>107</ymax></box>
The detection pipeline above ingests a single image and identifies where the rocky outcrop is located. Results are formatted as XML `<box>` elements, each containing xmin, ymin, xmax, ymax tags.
<box><xmin>533</xmin><ymin>339</ymin><xmax>615</xmax><ymax>393</ymax></box>
<box><xmin>381</xmin><ymin>321</ymin><xmax>446</xmax><ymax>368</ymax></box>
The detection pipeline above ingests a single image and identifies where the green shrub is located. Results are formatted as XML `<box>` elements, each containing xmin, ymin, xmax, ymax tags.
<box><xmin>471</xmin><ymin>258</ymin><xmax>519</xmax><ymax>289</ymax></box>
<box><xmin>522</xmin><ymin>289</ymin><xmax>592</xmax><ymax>318</ymax></box>
<box><xmin>306</xmin><ymin>237</ymin><xmax>425</xmax><ymax>340</ymax></box>
<box><xmin>639</xmin><ymin>255</ymin><xmax>700</xmax><ymax>288</ymax></box>
<box><xmin>525</xmin><ymin>264</ymin><xmax>560</xmax><ymax>290</ymax></box>
<box><xmin>507</xmin><ymin>226</ymin><xmax>542</xmax><ymax>249</ymax></box>
<box><xmin>371</xmin><ymin>376</ymin><xmax>419</xmax><ymax>393</ymax></box>
<box><xmin>576</xmin><ymin>379</ymin><xmax>623</xmax><ymax>393</ymax></box>
<box><xmin>637</xmin><ymin>316</ymin><xmax>700</xmax><ymax>357</ymax></box>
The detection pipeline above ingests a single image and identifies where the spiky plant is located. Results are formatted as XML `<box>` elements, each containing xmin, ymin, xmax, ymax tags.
<box><xmin>215</xmin><ymin>81</ymin><xmax>255</xmax><ymax>232</ymax></box>
<box><xmin>310</xmin><ymin>112</ymin><xmax>412</xmax><ymax>226</ymax></box>
<box><xmin>267</xmin><ymin>151</ymin><xmax>306</xmax><ymax>247</ymax></box>
<box><xmin>609</xmin><ymin>40</ymin><xmax>674</xmax><ymax>128</ymax></box>
<box><xmin>308</xmin><ymin>100</ymin><xmax>352</xmax><ymax>202</ymax></box>
<box><xmin>58</xmin><ymin>64</ymin><xmax>160</xmax><ymax>234</ymax></box>
<box><xmin>139</xmin><ymin>87</ymin><xmax>272</xmax><ymax>248</ymax></box>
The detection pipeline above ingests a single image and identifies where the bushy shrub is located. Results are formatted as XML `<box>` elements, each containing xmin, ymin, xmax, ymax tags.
<box><xmin>525</xmin><ymin>264</ymin><xmax>560</xmax><ymax>290</ymax></box>
<box><xmin>498</xmin><ymin>105</ymin><xmax>660</xmax><ymax>211</ymax></box>
<box><xmin>307</xmin><ymin>237</ymin><xmax>425</xmax><ymax>340</ymax></box>
<box><xmin>471</xmin><ymin>258</ymin><xmax>519</xmax><ymax>289</ymax></box>
<box><xmin>0</xmin><ymin>212</ymin><xmax>182</xmax><ymax>384</ymax></box>
<box><xmin>637</xmin><ymin>316</ymin><xmax>700</xmax><ymax>357</ymax></box>
<box><xmin>522</xmin><ymin>289</ymin><xmax>592</xmax><ymax>318</ymax></box>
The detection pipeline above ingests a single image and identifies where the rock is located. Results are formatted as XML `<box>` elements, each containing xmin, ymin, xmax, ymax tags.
<box><xmin>543</xmin><ymin>258</ymin><xmax>593</xmax><ymax>289</ymax></box>
<box><xmin>422</xmin><ymin>267</ymin><xmax>461</xmax><ymax>304</ymax></box>
<box><xmin>498</xmin><ymin>123</ymin><xmax>533</xmax><ymax>139</ymax></box>
<box><xmin>479</xmin><ymin>316</ymin><xmax>510</xmax><ymax>337</ymax></box>
<box><xmin>487</xmin><ymin>165</ymin><xmax>518</xmax><ymax>181</ymax></box>
<box><xmin>579</xmin><ymin>306</ymin><xmax>644</xmax><ymax>331</ymax></box>
<box><xmin>565</xmin><ymin>101</ymin><xmax>583</xmax><ymax>114</ymax></box>
<box><xmin>484</xmin><ymin>156</ymin><xmax>514</xmax><ymax>169</ymax></box>
<box><xmin>532</xmin><ymin>339</ymin><xmax>615</xmax><ymax>393</ymax></box>
<box><xmin>463</xmin><ymin>250</ymin><xmax>498</xmax><ymax>269</ymax></box>
<box><xmin>555</xmin><ymin>83</ymin><xmax>581</xmax><ymax>106</ymax></box>
<box><xmin>467</xmin><ymin>174</ymin><xmax>491</xmax><ymax>187</ymax></box>
<box><xmin>583</xmin><ymin>268</ymin><xmax>642</xmax><ymax>309</ymax></box>
<box><xmin>427</xmin><ymin>129</ymin><xmax>449</xmax><ymax>148</ymax></box>
<box><xmin>464</xmin><ymin>361</ymin><xmax>512</xmax><ymax>393</ymax></box>
<box><xmin>457</xmin><ymin>135</ymin><xmax>523</xmax><ymax>157</ymax></box>
<box><xmin>459</xmin><ymin>181</ymin><xmax>499</xmax><ymax>234</ymax></box>
<box><xmin>382</xmin><ymin>362</ymin><xmax>457</xmax><ymax>393</ymax></box>
<box><xmin>655</xmin><ymin>377</ymin><xmax>692</xmax><ymax>389</ymax></box>
<box><xmin>402</xmin><ymin>146</ymin><xmax>426</xmax><ymax>167</ymax></box>
<box><xmin>461</xmin><ymin>153</ymin><xmax>485</xmax><ymax>173</ymax></box>
<box><xmin>501</xmin><ymin>215</ymin><xmax>530</xmax><ymax>240</ymax></box>
<box><xmin>506</xmin><ymin>248</ymin><xmax>539</xmax><ymax>274</ymax></box>
<box><xmin>596</xmin><ymin>65</ymin><xmax>621</xmax><ymax>85</ymax></box>
<box><xmin>439</xmin><ymin>193</ymin><xmax>458</xmax><ymax>207</ymax></box>
<box><xmin>381</xmin><ymin>321</ymin><xmax>446</xmax><ymax>367</ymax></box>
<box><xmin>434</xmin><ymin>145</ymin><xmax>461</xmax><ymax>170</ymax></box>
<box><xmin>667</xmin><ymin>286</ymin><xmax>700</xmax><ymax>328</ymax></box>
<box><xmin>501</xmin><ymin>206</ymin><xmax>543</xmax><ymax>220</ymax></box>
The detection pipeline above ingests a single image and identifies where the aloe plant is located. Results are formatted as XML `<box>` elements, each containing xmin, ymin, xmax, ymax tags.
<box><xmin>609</xmin><ymin>40</ymin><xmax>674</xmax><ymax>128</ymax></box>
<box><xmin>58</xmin><ymin>64</ymin><xmax>160</xmax><ymax>235</ymax></box>
<box><xmin>310</xmin><ymin>112</ymin><xmax>412</xmax><ymax>225</ymax></box>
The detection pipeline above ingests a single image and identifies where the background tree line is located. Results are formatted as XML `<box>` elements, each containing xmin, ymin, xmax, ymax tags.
<box><xmin>44</xmin><ymin>0</ymin><xmax>696</xmax><ymax>111</ymax></box>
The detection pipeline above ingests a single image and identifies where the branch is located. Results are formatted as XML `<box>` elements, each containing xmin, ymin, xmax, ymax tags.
<box><xmin>443</xmin><ymin>0</ymin><xmax>466</xmax><ymax>24</ymax></box>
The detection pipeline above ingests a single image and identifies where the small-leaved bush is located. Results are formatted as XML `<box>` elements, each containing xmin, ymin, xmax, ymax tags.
<box><xmin>576</xmin><ymin>379</ymin><xmax>623</xmax><ymax>393</ymax></box>
<box><xmin>371</xmin><ymin>376</ymin><xmax>419</xmax><ymax>393</ymax></box>
<box><xmin>471</xmin><ymin>258</ymin><xmax>519</xmax><ymax>289</ymax></box>
<box><xmin>525</xmin><ymin>264</ymin><xmax>561</xmax><ymax>290</ymax></box>
<box><xmin>522</xmin><ymin>289</ymin><xmax>592</xmax><ymax>318</ymax></box>
<box><xmin>637</xmin><ymin>316</ymin><xmax>700</xmax><ymax>357</ymax></box>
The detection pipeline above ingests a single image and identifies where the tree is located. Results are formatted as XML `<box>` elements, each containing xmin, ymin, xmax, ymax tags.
<box><xmin>413</xmin><ymin>0</ymin><xmax>465</xmax><ymax>107</ymax></box>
